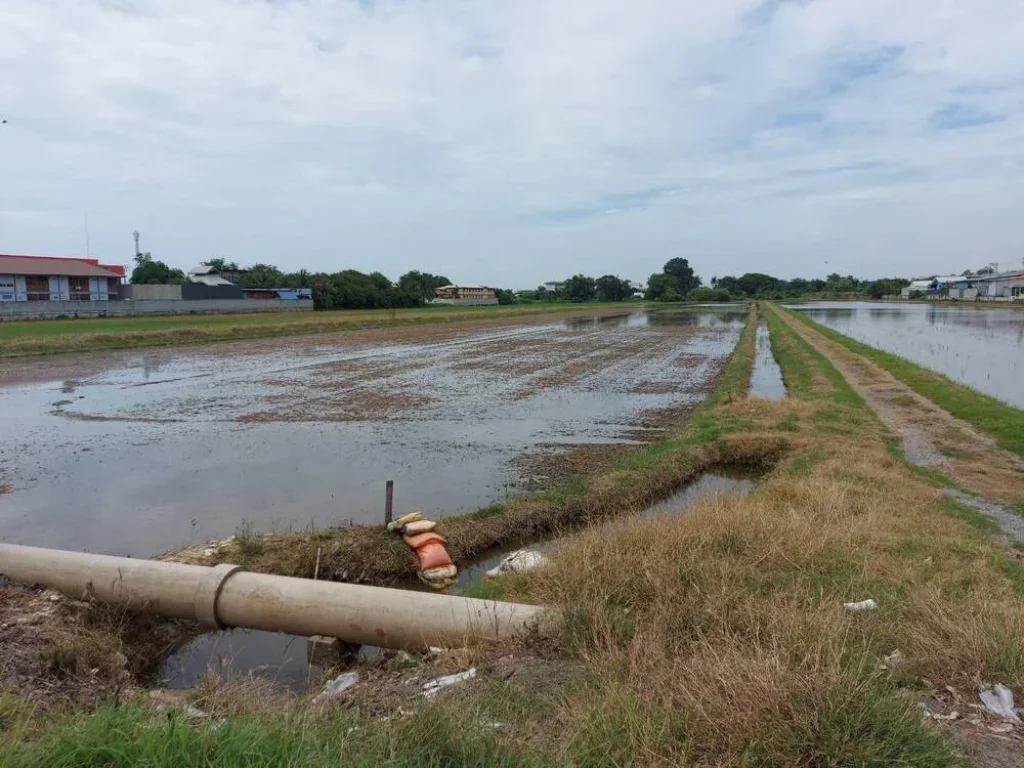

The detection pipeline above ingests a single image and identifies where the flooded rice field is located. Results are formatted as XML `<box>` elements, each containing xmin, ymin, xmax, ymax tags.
<box><xmin>0</xmin><ymin>308</ymin><xmax>747</xmax><ymax>557</ymax></box>
<box><xmin>788</xmin><ymin>302</ymin><xmax>1024</xmax><ymax>407</ymax></box>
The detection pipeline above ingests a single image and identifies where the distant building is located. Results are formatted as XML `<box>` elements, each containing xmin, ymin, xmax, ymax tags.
<box><xmin>0</xmin><ymin>253</ymin><xmax>125</xmax><ymax>302</ymax></box>
<box><xmin>188</xmin><ymin>265</ymin><xmax>235</xmax><ymax>286</ymax></box>
<box><xmin>242</xmin><ymin>288</ymin><xmax>313</xmax><ymax>301</ymax></box>
<box><xmin>435</xmin><ymin>284</ymin><xmax>497</xmax><ymax>301</ymax></box>
<box><xmin>433</xmin><ymin>284</ymin><xmax>498</xmax><ymax>306</ymax></box>
<box><xmin>974</xmin><ymin>269</ymin><xmax>1024</xmax><ymax>299</ymax></box>
<box><xmin>542</xmin><ymin>281</ymin><xmax>565</xmax><ymax>292</ymax></box>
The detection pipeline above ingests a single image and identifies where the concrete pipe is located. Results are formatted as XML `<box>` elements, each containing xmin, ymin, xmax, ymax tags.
<box><xmin>0</xmin><ymin>543</ymin><xmax>549</xmax><ymax>650</ymax></box>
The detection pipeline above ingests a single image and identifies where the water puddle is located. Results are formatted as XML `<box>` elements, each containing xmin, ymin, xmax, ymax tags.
<box><xmin>160</xmin><ymin>628</ymin><xmax>385</xmax><ymax>692</ymax></box>
<box><xmin>638</xmin><ymin>472</ymin><xmax>758</xmax><ymax>518</ymax></box>
<box><xmin>158</xmin><ymin>470</ymin><xmax>758</xmax><ymax>692</ymax></box>
<box><xmin>748</xmin><ymin>321</ymin><xmax>785</xmax><ymax>400</ymax></box>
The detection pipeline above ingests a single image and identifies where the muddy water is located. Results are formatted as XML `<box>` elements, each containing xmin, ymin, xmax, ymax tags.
<box><xmin>0</xmin><ymin>308</ymin><xmax>746</xmax><ymax>556</ymax></box>
<box><xmin>788</xmin><ymin>302</ymin><xmax>1024</xmax><ymax>407</ymax></box>
<box><xmin>748</xmin><ymin>321</ymin><xmax>786</xmax><ymax>400</ymax></box>
<box><xmin>160</xmin><ymin>471</ymin><xmax>757</xmax><ymax>692</ymax></box>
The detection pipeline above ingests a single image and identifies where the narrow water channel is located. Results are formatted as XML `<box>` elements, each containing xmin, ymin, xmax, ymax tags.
<box><xmin>159</xmin><ymin>471</ymin><xmax>758</xmax><ymax>692</ymax></box>
<box><xmin>748</xmin><ymin>321</ymin><xmax>786</xmax><ymax>400</ymax></box>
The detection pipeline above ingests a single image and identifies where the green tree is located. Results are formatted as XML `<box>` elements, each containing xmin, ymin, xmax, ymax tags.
<box><xmin>495</xmin><ymin>289</ymin><xmax>517</xmax><ymax>305</ymax></box>
<box><xmin>825</xmin><ymin>273</ymin><xmax>858</xmax><ymax>293</ymax></box>
<box><xmin>663</xmin><ymin>258</ymin><xmax>701</xmax><ymax>294</ymax></box>
<box><xmin>202</xmin><ymin>258</ymin><xmax>240</xmax><ymax>272</ymax></box>
<box><xmin>595</xmin><ymin>275</ymin><xmax>632</xmax><ymax>302</ymax></box>
<box><xmin>686</xmin><ymin>286</ymin><xmax>716</xmax><ymax>302</ymax></box>
<box><xmin>398</xmin><ymin>271</ymin><xmax>451</xmax><ymax>302</ymax></box>
<box><xmin>645</xmin><ymin>273</ymin><xmax>679</xmax><ymax>301</ymax></box>
<box><xmin>564</xmin><ymin>274</ymin><xmax>597</xmax><ymax>302</ymax></box>
<box><xmin>239</xmin><ymin>263</ymin><xmax>285</xmax><ymax>289</ymax></box>
<box><xmin>130</xmin><ymin>253</ymin><xmax>186</xmax><ymax>284</ymax></box>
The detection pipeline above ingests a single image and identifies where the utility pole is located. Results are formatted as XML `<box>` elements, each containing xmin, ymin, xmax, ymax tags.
<box><xmin>133</xmin><ymin>231</ymin><xmax>140</xmax><ymax>258</ymax></box>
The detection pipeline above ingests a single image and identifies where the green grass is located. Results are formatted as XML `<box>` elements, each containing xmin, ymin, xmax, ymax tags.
<box><xmin>0</xmin><ymin>301</ymin><xmax>646</xmax><ymax>357</ymax></box>
<box><xmin>938</xmin><ymin>496</ymin><xmax>1002</xmax><ymax>536</ymax></box>
<box><xmin>785</xmin><ymin>306</ymin><xmax>1024</xmax><ymax>458</ymax></box>
<box><xmin>0</xmin><ymin>702</ymin><xmax>544</xmax><ymax>768</ymax></box>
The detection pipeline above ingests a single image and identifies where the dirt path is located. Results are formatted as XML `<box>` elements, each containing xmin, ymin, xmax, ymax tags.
<box><xmin>776</xmin><ymin>308</ymin><xmax>1024</xmax><ymax>544</ymax></box>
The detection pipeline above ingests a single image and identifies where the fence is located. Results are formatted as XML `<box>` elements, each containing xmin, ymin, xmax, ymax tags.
<box><xmin>0</xmin><ymin>298</ymin><xmax>314</xmax><ymax>321</ymax></box>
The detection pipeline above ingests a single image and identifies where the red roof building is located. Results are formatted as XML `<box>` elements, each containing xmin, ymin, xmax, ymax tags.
<box><xmin>0</xmin><ymin>253</ymin><xmax>125</xmax><ymax>302</ymax></box>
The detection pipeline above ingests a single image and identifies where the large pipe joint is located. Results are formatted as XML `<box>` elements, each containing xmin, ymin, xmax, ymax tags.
<box><xmin>192</xmin><ymin>563</ymin><xmax>244</xmax><ymax>629</ymax></box>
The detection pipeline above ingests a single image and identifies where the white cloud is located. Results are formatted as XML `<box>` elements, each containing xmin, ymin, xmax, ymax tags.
<box><xmin>1</xmin><ymin>0</ymin><xmax>1022</xmax><ymax>284</ymax></box>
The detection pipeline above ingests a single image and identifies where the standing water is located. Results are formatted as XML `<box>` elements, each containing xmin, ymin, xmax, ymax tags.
<box><xmin>787</xmin><ymin>302</ymin><xmax>1024</xmax><ymax>407</ymax></box>
<box><xmin>748</xmin><ymin>322</ymin><xmax>786</xmax><ymax>400</ymax></box>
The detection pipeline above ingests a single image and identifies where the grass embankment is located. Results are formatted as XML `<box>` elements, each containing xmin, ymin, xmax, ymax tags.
<box><xmin>786</xmin><ymin>306</ymin><xmax>1024</xmax><ymax>458</ymax></box>
<box><xmin>0</xmin><ymin>302</ymin><xmax>642</xmax><ymax>358</ymax></box>
<box><xmin>7</xmin><ymin>304</ymin><xmax>1024</xmax><ymax>765</ymax></box>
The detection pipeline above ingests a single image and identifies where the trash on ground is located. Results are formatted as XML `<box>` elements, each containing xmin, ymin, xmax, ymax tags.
<box><xmin>879</xmin><ymin>649</ymin><xmax>905</xmax><ymax>671</ymax></box>
<box><xmin>924</xmin><ymin>710</ymin><xmax>959</xmax><ymax>721</ymax></box>
<box><xmin>386</xmin><ymin>512</ymin><xmax>423</xmax><ymax>532</ymax></box>
<box><xmin>422</xmin><ymin>668</ymin><xmax>477</xmax><ymax>698</ymax></box>
<box><xmin>184</xmin><ymin>705</ymin><xmax>206</xmax><ymax>719</ymax></box>
<box><xmin>316</xmin><ymin>671</ymin><xmax>360</xmax><ymax>700</ymax></box>
<box><xmin>843</xmin><ymin>598</ymin><xmax>877</xmax><ymax>611</ymax></box>
<box><xmin>485</xmin><ymin>549</ymin><xmax>548</xmax><ymax>578</ymax></box>
<box><xmin>979</xmin><ymin>684</ymin><xmax>1021</xmax><ymax>722</ymax></box>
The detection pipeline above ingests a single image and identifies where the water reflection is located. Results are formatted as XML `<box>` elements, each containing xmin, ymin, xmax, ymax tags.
<box><xmin>788</xmin><ymin>302</ymin><xmax>1024</xmax><ymax>407</ymax></box>
<box><xmin>749</xmin><ymin>322</ymin><xmax>786</xmax><ymax>400</ymax></box>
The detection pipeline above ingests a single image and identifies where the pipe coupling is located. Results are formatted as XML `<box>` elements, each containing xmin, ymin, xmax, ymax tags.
<box><xmin>193</xmin><ymin>563</ymin><xmax>244</xmax><ymax>629</ymax></box>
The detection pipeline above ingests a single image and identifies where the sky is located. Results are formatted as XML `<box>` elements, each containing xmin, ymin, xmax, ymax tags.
<box><xmin>1</xmin><ymin>0</ymin><xmax>1023</xmax><ymax>288</ymax></box>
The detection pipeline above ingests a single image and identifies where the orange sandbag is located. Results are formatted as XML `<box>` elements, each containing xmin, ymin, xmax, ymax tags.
<box><xmin>402</xmin><ymin>532</ymin><xmax>446</xmax><ymax>549</ymax></box>
<box><xmin>402</xmin><ymin>532</ymin><xmax>453</xmax><ymax>570</ymax></box>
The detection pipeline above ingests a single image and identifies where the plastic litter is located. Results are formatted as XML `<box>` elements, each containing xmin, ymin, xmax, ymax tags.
<box><xmin>879</xmin><ymin>650</ymin><xmax>904</xmax><ymax>671</ymax></box>
<box><xmin>317</xmin><ymin>671</ymin><xmax>360</xmax><ymax>700</ymax></box>
<box><xmin>485</xmin><ymin>549</ymin><xmax>548</xmax><ymax>578</ymax></box>
<box><xmin>843</xmin><ymin>599</ymin><xmax>877</xmax><ymax>612</ymax></box>
<box><xmin>979</xmin><ymin>684</ymin><xmax>1021</xmax><ymax>722</ymax></box>
<box><xmin>386</xmin><ymin>512</ymin><xmax>423</xmax><ymax>532</ymax></box>
<box><xmin>401</xmin><ymin>520</ymin><xmax>437</xmax><ymax>535</ymax></box>
<box><xmin>422</xmin><ymin>668</ymin><xmax>476</xmax><ymax>698</ymax></box>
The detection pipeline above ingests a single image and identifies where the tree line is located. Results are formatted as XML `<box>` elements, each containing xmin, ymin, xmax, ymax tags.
<box><xmin>130</xmin><ymin>252</ymin><xmax>913</xmax><ymax>312</ymax></box>
<box><xmin>129</xmin><ymin>254</ymin><xmax>458</xmax><ymax>310</ymax></box>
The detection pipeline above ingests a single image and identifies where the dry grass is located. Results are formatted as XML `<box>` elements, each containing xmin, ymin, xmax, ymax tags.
<box><xmin>0</xmin><ymin>584</ymin><xmax>194</xmax><ymax>706</ymax></box>
<box><xmin>471</xmin><ymin>304</ymin><xmax>1024</xmax><ymax>763</ymax></box>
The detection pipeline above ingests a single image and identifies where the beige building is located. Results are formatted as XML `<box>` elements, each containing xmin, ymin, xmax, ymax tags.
<box><xmin>434</xmin><ymin>284</ymin><xmax>497</xmax><ymax>301</ymax></box>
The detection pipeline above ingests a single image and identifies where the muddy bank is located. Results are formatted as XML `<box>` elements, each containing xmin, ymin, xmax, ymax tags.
<box><xmin>0</xmin><ymin>308</ymin><xmax>746</xmax><ymax>557</ymax></box>
<box><xmin>0</xmin><ymin>580</ymin><xmax>194</xmax><ymax>705</ymax></box>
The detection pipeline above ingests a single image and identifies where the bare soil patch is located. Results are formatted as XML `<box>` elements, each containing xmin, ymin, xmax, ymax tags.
<box><xmin>511</xmin><ymin>443</ymin><xmax>635</xmax><ymax>491</ymax></box>
<box><xmin>238</xmin><ymin>390</ymin><xmax>433</xmax><ymax>423</ymax></box>
<box><xmin>0</xmin><ymin>582</ymin><xmax>194</xmax><ymax>706</ymax></box>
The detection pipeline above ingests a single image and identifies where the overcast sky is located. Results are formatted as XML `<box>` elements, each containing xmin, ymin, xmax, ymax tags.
<box><xmin>1</xmin><ymin>1</ymin><xmax>1023</xmax><ymax>287</ymax></box>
